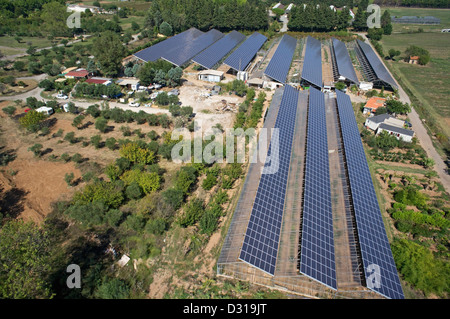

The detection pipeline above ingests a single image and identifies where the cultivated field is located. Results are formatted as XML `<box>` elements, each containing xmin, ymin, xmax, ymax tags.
<box><xmin>379</xmin><ymin>9</ymin><xmax>450</xmax><ymax>154</ymax></box>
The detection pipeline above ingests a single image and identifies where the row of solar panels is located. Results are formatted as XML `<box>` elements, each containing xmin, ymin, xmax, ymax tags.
<box><xmin>239</xmin><ymin>85</ymin><xmax>299</xmax><ymax>275</ymax></box>
<box><xmin>237</xmin><ymin>86</ymin><xmax>404</xmax><ymax>299</ymax></box>
<box><xmin>335</xmin><ymin>90</ymin><xmax>404</xmax><ymax>299</ymax></box>
<box><xmin>134</xmin><ymin>27</ymin><xmax>268</xmax><ymax>71</ymax></box>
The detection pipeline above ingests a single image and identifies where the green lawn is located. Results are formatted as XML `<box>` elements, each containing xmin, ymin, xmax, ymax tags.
<box><xmin>0</xmin><ymin>36</ymin><xmax>54</xmax><ymax>49</ymax></box>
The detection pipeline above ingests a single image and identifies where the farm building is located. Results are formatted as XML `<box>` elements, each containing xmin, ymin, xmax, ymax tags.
<box><xmin>86</xmin><ymin>77</ymin><xmax>112</xmax><ymax>86</ymax></box>
<box><xmin>64</xmin><ymin>68</ymin><xmax>89</xmax><ymax>79</ymax></box>
<box><xmin>362</xmin><ymin>97</ymin><xmax>386</xmax><ymax>114</ymax></box>
<box><xmin>117</xmin><ymin>78</ymin><xmax>140</xmax><ymax>91</ymax></box>
<box><xmin>197</xmin><ymin>70</ymin><xmax>224</xmax><ymax>82</ymax></box>
<box><xmin>377</xmin><ymin>123</ymin><xmax>415</xmax><ymax>142</ymax></box>
<box><xmin>408</xmin><ymin>56</ymin><xmax>420</xmax><ymax>64</ymax></box>
<box><xmin>364</xmin><ymin>113</ymin><xmax>405</xmax><ymax>131</ymax></box>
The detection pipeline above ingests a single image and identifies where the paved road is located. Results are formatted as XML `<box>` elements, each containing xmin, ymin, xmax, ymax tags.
<box><xmin>359</xmin><ymin>33</ymin><xmax>450</xmax><ymax>193</ymax></box>
<box><xmin>0</xmin><ymin>75</ymin><xmax>169</xmax><ymax>115</ymax></box>
<box><xmin>280</xmin><ymin>14</ymin><xmax>288</xmax><ymax>32</ymax></box>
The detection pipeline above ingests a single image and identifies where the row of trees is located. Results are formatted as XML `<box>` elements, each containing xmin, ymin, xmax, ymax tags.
<box><xmin>288</xmin><ymin>5</ymin><xmax>352</xmax><ymax>32</ymax></box>
<box><xmin>144</xmin><ymin>0</ymin><xmax>269</xmax><ymax>33</ymax></box>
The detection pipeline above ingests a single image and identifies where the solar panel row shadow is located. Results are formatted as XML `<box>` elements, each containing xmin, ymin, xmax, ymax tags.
<box><xmin>224</xmin><ymin>32</ymin><xmax>268</xmax><ymax>71</ymax></box>
<box><xmin>335</xmin><ymin>90</ymin><xmax>404</xmax><ymax>299</ymax></box>
<box><xmin>356</xmin><ymin>39</ymin><xmax>398</xmax><ymax>90</ymax></box>
<box><xmin>264</xmin><ymin>34</ymin><xmax>297</xmax><ymax>83</ymax></box>
<box><xmin>332</xmin><ymin>38</ymin><xmax>359</xmax><ymax>85</ymax></box>
<box><xmin>134</xmin><ymin>28</ymin><xmax>204</xmax><ymax>62</ymax></box>
<box><xmin>162</xmin><ymin>29</ymin><xmax>224</xmax><ymax>67</ymax></box>
<box><xmin>239</xmin><ymin>85</ymin><xmax>299</xmax><ymax>275</ymax></box>
<box><xmin>298</xmin><ymin>87</ymin><xmax>337</xmax><ymax>290</ymax></box>
<box><xmin>301</xmin><ymin>36</ymin><xmax>322</xmax><ymax>88</ymax></box>
<box><xmin>192</xmin><ymin>30</ymin><xmax>246</xmax><ymax>69</ymax></box>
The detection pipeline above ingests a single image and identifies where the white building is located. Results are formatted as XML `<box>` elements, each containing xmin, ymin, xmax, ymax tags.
<box><xmin>377</xmin><ymin>123</ymin><xmax>415</xmax><ymax>143</ymax></box>
<box><xmin>198</xmin><ymin>70</ymin><xmax>224</xmax><ymax>82</ymax></box>
<box><xmin>365</xmin><ymin>114</ymin><xmax>414</xmax><ymax>142</ymax></box>
<box><xmin>67</xmin><ymin>4</ymin><xmax>99</xmax><ymax>14</ymax></box>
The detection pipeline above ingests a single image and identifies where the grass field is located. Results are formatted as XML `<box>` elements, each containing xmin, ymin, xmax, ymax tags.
<box><xmin>378</xmin><ymin>8</ymin><xmax>450</xmax><ymax>155</ymax></box>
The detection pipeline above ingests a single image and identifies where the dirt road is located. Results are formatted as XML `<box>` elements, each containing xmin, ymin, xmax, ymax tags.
<box><xmin>360</xmin><ymin>34</ymin><xmax>450</xmax><ymax>194</ymax></box>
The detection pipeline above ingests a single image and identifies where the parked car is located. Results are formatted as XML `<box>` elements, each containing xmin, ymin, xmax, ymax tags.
<box><xmin>153</xmin><ymin>83</ymin><xmax>162</xmax><ymax>89</ymax></box>
<box><xmin>128</xmin><ymin>102</ymin><xmax>140</xmax><ymax>107</ymax></box>
<box><xmin>56</xmin><ymin>93</ymin><xmax>68</xmax><ymax>99</ymax></box>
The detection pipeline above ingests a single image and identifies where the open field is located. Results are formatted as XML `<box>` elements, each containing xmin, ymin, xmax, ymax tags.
<box><xmin>379</xmin><ymin>24</ymin><xmax>450</xmax><ymax>154</ymax></box>
<box><xmin>382</xmin><ymin>7</ymin><xmax>450</xmax><ymax>33</ymax></box>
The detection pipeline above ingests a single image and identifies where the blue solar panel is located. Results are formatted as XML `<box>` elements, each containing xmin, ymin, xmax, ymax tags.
<box><xmin>134</xmin><ymin>28</ymin><xmax>204</xmax><ymax>62</ymax></box>
<box><xmin>332</xmin><ymin>38</ymin><xmax>359</xmax><ymax>85</ymax></box>
<box><xmin>264</xmin><ymin>34</ymin><xmax>297</xmax><ymax>83</ymax></box>
<box><xmin>192</xmin><ymin>30</ymin><xmax>246</xmax><ymax>69</ymax></box>
<box><xmin>357</xmin><ymin>39</ymin><xmax>397</xmax><ymax>90</ymax></box>
<box><xmin>162</xmin><ymin>29</ymin><xmax>224</xmax><ymax>67</ymax></box>
<box><xmin>299</xmin><ymin>87</ymin><xmax>337</xmax><ymax>290</ymax></box>
<box><xmin>301</xmin><ymin>36</ymin><xmax>322</xmax><ymax>88</ymax></box>
<box><xmin>239</xmin><ymin>85</ymin><xmax>299</xmax><ymax>275</ymax></box>
<box><xmin>224</xmin><ymin>32</ymin><xmax>267</xmax><ymax>71</ymax></box>
<box><xmin>336</xmin><ymin>90</ymin><xmax>404</xmax><ymax>299</ymax></box>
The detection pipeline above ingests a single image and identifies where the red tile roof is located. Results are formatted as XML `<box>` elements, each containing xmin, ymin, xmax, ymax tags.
<box><xmin>86</xmin><ymin>78</ymin><xmax>108</xmax><ymax>84</ymax></box>
<box><xmin>65</xmin><ymin>70</ymin><xmax>89</xmax><ymax>78</ymax></box>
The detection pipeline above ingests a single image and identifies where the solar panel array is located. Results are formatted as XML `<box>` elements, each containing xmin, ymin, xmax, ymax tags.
<box><xmin>224</xmin><ymin>32</ymin><xmax>268</xmax><ymax>71</ymax></box>
<box><xmin>357</xmin><ymin>39</ymin><xmax>398</xmax><ymax>90</ymax></box>
<box><xmin>134</xmin><ymin>28</ymin><xmax>204</xmax><ymax>62</ymax></box>
<box><xmin>336</xmin><ymin>90</ymin><xmax>404</xmax><ymax>299</ymax></box>
<box><xmin>301</xmin><ymin>36</ymin><xmax>322</xmax><ymax>88</ymax></box>
<box><xmin>298</xmin><ymin>87</ymin><xmax>337</xmax><ymax>290</ymax></box>
<box><xmin>162</xmin><ymin>29</ymin><xmax>224</xmax><ymax>67</ymax></box>
<box><xmin>239</xmin><ymin>85</ymin><xmax>299</xmax><ymax>275</ymax></box>
<box><xmin>264</xmin><ymin>34</ymin><xmax>297</xmax><ymax>83</ymax></box>
<box><xmin>332</xmin><ymin>38</ymin><xmax>359</xmax><ymax>85</ymax></box>
<box><xmin>192</xmin><ymin>30</ymin><xmax>246</xmax><ymax>69</ymax></box>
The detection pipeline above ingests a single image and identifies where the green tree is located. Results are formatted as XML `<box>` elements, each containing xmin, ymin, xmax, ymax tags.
<box><xmin>13</xmin><ymin>61</ymin><xmax>25</xmax><ymax>72</ymax></box>
<box><xmin>0</xmin><ymin>220</ymin><xmax>53</xmax><ymax>299</ymax></box>
<box><xmin>179</xmin><ymin>198</ymin><xmax>205</xmax><ymax>227</ymax></box>
<box><xmin>40</xmin><ymin>1</ymin><xmax>70</xmax><ymax>37</ymax></box>
<box><xmin>92</xmin><ymin>31</ymin><xmax>127</xmax><ymax>77</ymax></box>
<box><xmin>19</xmin><ymin>110</ymin><xmax>46</xmax><ymax>132</ymax></box>
<box><xmin>119</xmin><ymin>142</ymin><xmax>155</xmax><ymax>165</ymax></box>
<box><xmin>64</xmin><ymin>172</ymin><xmax>75</xmax><ymax>186</ymax></box>
<box><xmin>95</xmin><ymin>277</ymin><xmax>130</xmax><ymax>299</ymax></box>
<box><xmin>391</xmin><ymin>239</ymin><xmax>449</xmax><ymax>297</ymax></box>
<box><xmin>95</xmin><ymin>117</ymin><xmax>108</xmax><ymax>133</ymax></box>
<box><xmin>159</xmin><ymin>21</ymin><xmax>173</xmax><ymax>36</ymax></box>
<box><xmin>72</xmin><ymin>115</ymin><xmax>85</xmax><ymax>129</ymax></box>
<box><xmin>385</xmin><ymin>100</ymin><xmax>411</xmax><ymax>115</ymax></box>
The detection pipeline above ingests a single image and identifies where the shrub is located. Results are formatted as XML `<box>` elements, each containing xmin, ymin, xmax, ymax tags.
<box><xmin>119</xmin><ymin>142</ymin><xmax>155</xmax><ymax>165</ymax></box>
<box><xmin>95</xmin><ymin>117</ymin><xmax>108</xmax><ymax>133</ymax></box>
<box><xmin>28</xmin><ymin>143</ymin><xmax>43</xmax><ymax>157</ymax></box>
<box><xmin>19</xmin><ymin>110</ymin><xmax>46</xmax><ymax>132</ymax></box>
<box><xmin>90</xmin><ymin>135</ymin><xmax>102</xmax><ymax>149</ymax></box>
<box><xmin>179</xmin><ymin>198</ymin><xmax>205</xmax><ymax>227</ymax></box>
<box><xmin>105</xmin><ymin>137</ymin><xmax>117</xmax><ymax>150</ymax></box>
<box><xmin>162</xmin><ymin>188</ymin><xmax>184</xmax><ymax>211</ymax></box>
<box><xmin>64</xmin><ymin>132</ymin><xmax>76</xmax><ymax>144</ymax></box>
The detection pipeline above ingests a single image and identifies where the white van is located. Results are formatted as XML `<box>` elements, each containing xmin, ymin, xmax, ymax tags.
<box><xmin>36</xmin><ymin>106</ymin><xmax>54</xmax><ymax>115</ymax></box>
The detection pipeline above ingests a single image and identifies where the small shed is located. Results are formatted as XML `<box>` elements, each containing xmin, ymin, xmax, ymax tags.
<box><xmin>408</xmin><ymin>56</ymin><xmax>420</xmax><ymax>64</ymax></box>
<box><xmin>198</xmin><ymin>70</ymin><xmax>224</xmax><ymax>82</ymax></box>
<box><xmin>117</xmin><ymin>78</ymin><xmax>140</xmax><ymax>91</ymax></box>
<box><xmin>247</xmin><ymin>78</ymin><xmax>264</xmax><ymax>88</ymax></box>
